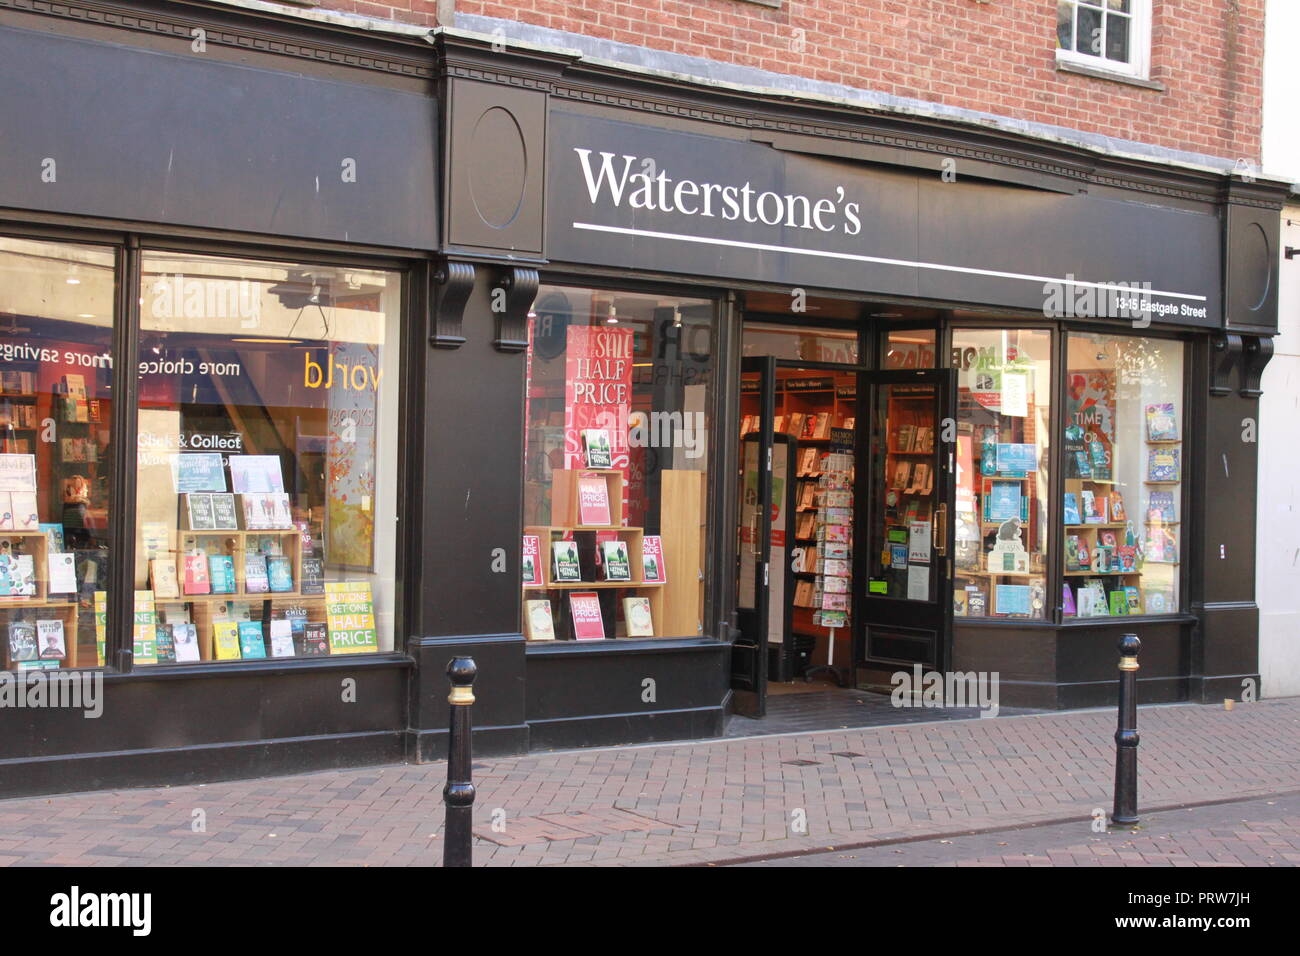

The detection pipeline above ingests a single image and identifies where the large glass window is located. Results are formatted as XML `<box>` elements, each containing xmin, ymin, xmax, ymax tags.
<box><xmin>522</xmin><ymin>286</ymin><xmax>713</xmax><ymax>641</ymax></box>
<box><xmin>134</xmin><ymin>252</ymin><xmax>401</xmax><ymax>664</ymax></box>
<box><xmin>0</xmin><ymin>237</ymin><xmax>116</xmax><ymax>673</ymax></box>
<box><xmin>1063</xmin><ymin>333</ymin><xmax>1183</xmax><ymax>618</ymax></box>
<box><xmin>952</xmin><ymin>328</ymin><xmax>1052</xmax><ymax>620</ymax></box>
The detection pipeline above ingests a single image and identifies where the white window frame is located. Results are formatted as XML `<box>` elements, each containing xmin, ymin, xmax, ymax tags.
<box><xmin>1056</xmin><ymin>0</ymin><xmax>1153</xmax><ymax>81</ymax></box>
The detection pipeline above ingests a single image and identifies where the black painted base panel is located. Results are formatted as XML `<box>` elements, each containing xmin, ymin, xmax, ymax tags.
<box><xmin>0</xmin><ymin>730</ymin><xmax>406</xmax><ymax>801</ymax></box>
<box><xmin>411</xmin><ymin>723</ymin><xmax>530</xmax><ymax>762</ymax></box>
<box><xmin>527</xmin><ymin>705</ymin><xmax>727</xmax><ymax>751</ymax></box>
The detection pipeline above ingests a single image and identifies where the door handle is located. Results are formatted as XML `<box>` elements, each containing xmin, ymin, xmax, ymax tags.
<box><xmin>933</xmin><ymin>503</ymin><xmax>947</xmax><ymax>556</ymax></box>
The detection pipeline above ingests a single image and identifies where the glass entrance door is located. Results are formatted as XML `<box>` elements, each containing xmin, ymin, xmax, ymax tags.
<box><xmin>858</xmin><ymin>369</ymin><xmax>954</xmax><ymax>673</ymax></box>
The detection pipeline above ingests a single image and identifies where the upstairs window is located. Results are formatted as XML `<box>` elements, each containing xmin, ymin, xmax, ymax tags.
<box><xmin>1056</xmin><ymin>1</ymin><xmax>1151</xmax><ymax>80</ymax></box>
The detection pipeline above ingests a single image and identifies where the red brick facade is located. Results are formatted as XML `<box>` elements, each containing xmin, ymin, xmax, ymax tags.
<box><xmin>318</xmin><ymin>0</ymin><xmax>1263</xmax><ymax>163</ymax></box>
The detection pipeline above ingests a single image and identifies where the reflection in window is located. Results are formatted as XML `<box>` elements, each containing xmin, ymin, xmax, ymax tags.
<box><xmin>0</xmin><ymin>236</ymin><xmax>115</xmax><ymax>672</ymax></box>
<box><xmin>134</xmin><ymin>252</ymin><xmax>401</xmax><ymax>664</ymax></box>
<box><xmin>952</xmin><ymin>329</ymin><xmax>1052</xmax><ymax>620</ymax></box>
<box><xmin>523</xmin><ymin>286</ymin><xmax>713</xmax><ymax>641</ymax></box>
<box><xmin>742</xmin><ymin>323</ymin><xmax>859</xmax><ymax>364</ymax></box>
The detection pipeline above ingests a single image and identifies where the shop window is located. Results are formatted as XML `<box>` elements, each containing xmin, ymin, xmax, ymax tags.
<box><xmin>1056</xmin><ymin>0</ymin><xmax>1151</xmax><ymax>80</ymax></box>
<box><xmin>0</xmin><ymin>237</ymin><xmax>116</xmax><ymax>673</ymax></box>
<box><xmin>134</xmin><ymin>252</ymin><xmax>402</xmax><ymax>664</ymax></box>
<box><xmin>523</xmin><ymin>286</ymin><xmax>713</xmax><ymax>641</ymax></box>
<box><xmin>952</xmin><ymin>328</ymin><xmax>1052</xmax><ymax>620</ymax></box>
<box><xmin>1063</xmin><ymin>333</ymin><xmax>1183</xmax><ymax>618</ymax></box>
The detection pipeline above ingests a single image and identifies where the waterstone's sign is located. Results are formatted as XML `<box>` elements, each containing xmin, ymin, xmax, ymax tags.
<box><xmin>547</xmin><ymin>110</ymin><xmax>1221</xmax><ymax>325</ymax></box>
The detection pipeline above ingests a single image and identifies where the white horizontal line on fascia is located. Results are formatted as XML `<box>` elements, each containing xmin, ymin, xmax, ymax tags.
<box><xmin>572</xmin><ymin>222</ymin><xmax>1208</xmax><ymax>302</ymax></box>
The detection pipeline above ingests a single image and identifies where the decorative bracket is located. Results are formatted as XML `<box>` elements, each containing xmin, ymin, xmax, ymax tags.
<box><xmin>1209</xmin><ymin>333</ymin><xmax>1242</xmax><ymax>396</ymax></box>
<box><xmin>491</xmin><ymin>267</ymin><xmax>539</xmax><ymax>353</ymax></box>
<box><xmin>1240</xmin><ymin>335</ymin><xmax>1275</xmax><ymax>398</ymax></box>
<box><xmin>431</xmin><ymin>260</ymin><xmax>476</xmax><ymax>349</ymax></box>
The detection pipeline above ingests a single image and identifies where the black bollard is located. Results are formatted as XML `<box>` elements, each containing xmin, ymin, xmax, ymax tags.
<box><xmin>443</xmin><ymin>656</ymin><xmax>477</xmax><ymax>867</ymax></box>
<box><xmin>1111</xmin><ymin>634</ymin><xmax>1140</xmax><ymax>826</ymax></box>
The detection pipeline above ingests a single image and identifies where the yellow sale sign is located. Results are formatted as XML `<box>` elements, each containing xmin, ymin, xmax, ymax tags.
<box><xmin>325</xmin><ymin>581</ymin><xmax>378</xmax><ymax>654</ymax></box>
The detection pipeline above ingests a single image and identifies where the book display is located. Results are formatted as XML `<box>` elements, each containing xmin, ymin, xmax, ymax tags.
<box><xmin>877</xmin><ymin>387</ymin><xmax>943</xmax><ymax>602</ymax></box>
<box><xmin>951</xmin><ymin>330</ymin><xmax>1052</xmax><ymax>619</ymax></box>
<box><xmin>522</xmin><ymin>291</ymin><xmax>709</xmax><ymax>644</ymax></box>
<box><xmin>1062</xmin><ymin>337</ymin><xmax>1184</xmax><ymax>618</ymax></box>
<box><xmin>524</xmin><ymin>468</ymin><xmax>670</xmax><ymax>640</ymax></box>
<box><xmin>1137</xmin><ymin>401</ymin><xmax>1181</xmax><ymax>613</ymax></box>
<box><xmin>0</xmin><ymin>451</ymin><xmax>84</xmax><ymax>669</ymax></box>
<box><xmin>128</xmin><ymin>448</ymin><xmax>380</xmax><ymax>664</ymax></box>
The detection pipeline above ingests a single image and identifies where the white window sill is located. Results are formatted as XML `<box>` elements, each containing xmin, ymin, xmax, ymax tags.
<box><xmin>1055</xmin><ymin>58</ymin><xmax>1164</xmax><ymax>92</ymax></box>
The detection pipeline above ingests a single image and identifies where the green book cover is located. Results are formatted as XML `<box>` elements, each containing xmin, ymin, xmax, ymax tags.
<box><xmin>238</xmin><ymin>621</ymin><xmax>267</xmax><ymax>659</ymax></box>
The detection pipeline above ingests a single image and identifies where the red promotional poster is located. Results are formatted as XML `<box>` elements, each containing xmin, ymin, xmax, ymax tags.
<box><xmin>569</xmin><ymin>591</ymin><xmax>606</xmax><ymax>641</ymax></box>
<box><xmin>577</xmin><ymin>475</ymin><xmax>612</xmax><ymax>526</ymax></box>
<box><xmin>565</xmin><ymin>326</ymin><xmax>632</xmax><ymax>520</ymax></box>
<box><xmin>521</xmin><ymin>534</ymin><xmax>542</xmax><ymax>587</ymax></box>
<box><xmin>641</xmin><ymin>534</ymin><xmax>667</xmax><ymax>584</ymax></box>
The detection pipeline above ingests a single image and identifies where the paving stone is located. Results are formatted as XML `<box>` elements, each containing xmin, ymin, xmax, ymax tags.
<box><xmin>0</xmin><ymin>699</ymin><xmax>1295</xmax><ymax>866</ymax></box>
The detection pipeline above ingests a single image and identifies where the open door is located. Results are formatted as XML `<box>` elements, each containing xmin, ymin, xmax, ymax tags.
<box><xmin>732</xmin><ymin>356</ymin><xmax>776</xmax><ymax>717</ymax></box>
<box><xmin>857</xmin><ymin>368</ymin><xmax>956</xmax><ymax>676</ymax></box>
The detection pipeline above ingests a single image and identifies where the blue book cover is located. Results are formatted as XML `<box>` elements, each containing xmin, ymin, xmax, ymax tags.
<box><xmin>39</xmin><ymin>522</ymin><xmax>66</xmax><ymax>553</ymax></box>
<box><xmin>237</xmin><ymin>621</ymin><xmax>266</xmax><ymax>659</ymax></box>
<box><xmin>995</xmin><ymin>443</ymin><xmax>1037</xmax><ymax>475</ymax></box>
<box><xmin>208</xmin><ymin>554</ymin><xmax>235</xmax><ymax>594</ymax></box>
<box><xmin>1088</xmin><ymin>439</ymin><xmax>1110</xmax><ymax>479</ymax></box>
<box><xmin>995</xmin><ymin>584</ymin><xmax>1031</xmax><ymax>616</ymax></box>
<box><xmin>1063</xmin><ymin>493</ymin><xmax>1081</xmax><ymax>525</ymax></box>
<box><xmin>1147</xmin><ymin>490</ymin><xmax>1177</xmax><ymax>522</ymax></box>
<box><xmin>267</xmin><ymin>555</ymin><xmax>294</xmax><ymax>593</ymax></box>
<box><xmin>986</xmin><ymin>481</ymin><xmax>1022</xmax><ymax>521</ymax></box>
<box><xmin>1147</xmin><ymin>447</ymin><xmax>1181</xmax><ymax>482</ymax></box>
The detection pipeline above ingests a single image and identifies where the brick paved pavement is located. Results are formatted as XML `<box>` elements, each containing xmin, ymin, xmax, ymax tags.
<box><xmin>737</xmin><ymin>792</ymin><xmax>1300</xmax><ymax>866</ymax></box>
<box><xmin>0</xmin><ymin>698</ymin><xmax>1295</xmax><ymax>866</ymax></box>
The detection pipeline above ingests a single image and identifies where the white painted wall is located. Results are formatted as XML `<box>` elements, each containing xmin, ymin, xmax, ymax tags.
<box><xmin>1258</xmin><ymin>210</ymin><xmax>1300</xmax><ymax>698</ymax></box>
<box><xmin>1259</xmin><ymin>1</ymin><xmax>1300</xmax><ymax>697</ymax></box>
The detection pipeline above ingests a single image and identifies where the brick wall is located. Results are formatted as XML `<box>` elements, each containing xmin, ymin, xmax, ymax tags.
<box><xmin>320</xmin><ymin>0</ymin><xmax>1264</xmax><ymax>163</ymax></box>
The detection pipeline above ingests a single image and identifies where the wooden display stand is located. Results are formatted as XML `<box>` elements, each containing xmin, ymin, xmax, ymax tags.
<box><xmin>1062</xmin><ymin>476</ymin><xmax>1141</xmax><ymax>613</ymax></box>
<box><xmin>0</xmin><ymin>530</ymin><xmax>81</xmax><ymax>669</ymax></box>
<box><xmin>550</xmin><ymin>468</ymin><xmax>624</xmax><ymax>528</ymax></box>
<box><xmin>166</xmin><ymin>528</ymin><xmax>326</xmax><ymax>660</ymax></box>
<box><xmin>525</xmin><ymin>467</ymin><xmax>702</xmax><ymax>640</ymax></box>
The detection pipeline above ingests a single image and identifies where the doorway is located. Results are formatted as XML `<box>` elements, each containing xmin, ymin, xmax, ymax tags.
<box><xmin>730</xmin><ymin>312</ymin><xmax>954</xmax><ymax>720</ymax></box>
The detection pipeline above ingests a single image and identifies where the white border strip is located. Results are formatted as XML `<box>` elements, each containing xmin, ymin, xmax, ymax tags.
<box><xmin>573</xmin><ymin>221</ymin><xmax>1208</xmax><ymax>302</ymax></box>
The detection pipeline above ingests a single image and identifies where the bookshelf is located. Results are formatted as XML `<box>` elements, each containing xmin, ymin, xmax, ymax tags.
<box><xmin>0</xmin><ymin>530</ymin><xmax>82</xmax><ymax>669</ymax></box>
<box><xmin>1137</xmin><ymin>425</ymin><xmax>1181</xmax><ymax>614</ymax></box>
<box><xmin>142</xmin><ymin>525</ymin><xmax>328</xmax><ymax>662</ymax></box>
<box><xmin>1062</xmin><ymin>477</ymin><xmax>1142</xmax><ymax>617</ymax></box>
<box><xmin>0</xmin><ymin>366</ymin><xmax>40</xmax><ymax>456</ymax></box>
<box><xmin>525</xmin><ymin>467</ymin><xmax>698</xmax><ymax>640</ymax></box>
<box><xmin>740</xmin><ymin>371</ymin><xmax>856</xmax><ymax>677</ymax></box>
<box><xmin>953</xmin><ymin>418</ymin><xmax>1046</xmax><ymax>618</ymax></box>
